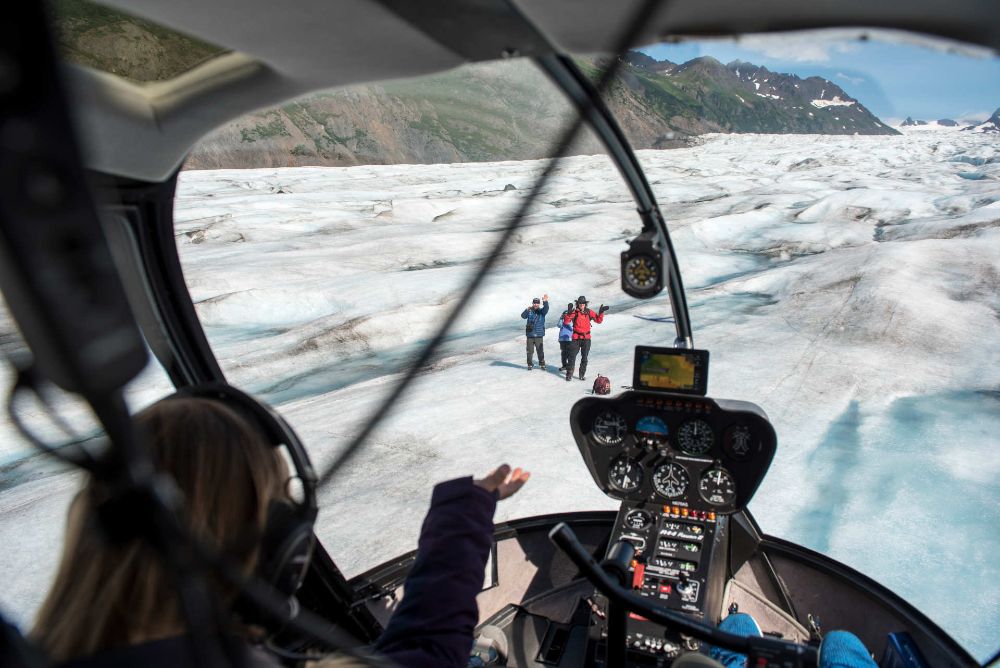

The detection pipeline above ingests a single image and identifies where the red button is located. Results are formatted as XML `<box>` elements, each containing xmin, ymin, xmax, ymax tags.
<box><xmin>659</xmin><ymin>583</ymin><xmax>672</xmax><ymax>594</ymax></box>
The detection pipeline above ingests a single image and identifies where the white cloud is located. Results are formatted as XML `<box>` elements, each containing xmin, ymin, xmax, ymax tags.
<box><xmin>734</xmin><ymin>31</ymin><xmax>861</xmax><ymax>62</ymax></box>
<box><xmin>957</xmin><ymin>110</ymin><xmax>991</xmax><ymax>123</ymax></box>
<box><xmin>729</xmin><ymin>27</ymin><xmax>995</xmax><ymax>63</ymax></box>
<box><xmin>836</xmin><ymin>72</ymin><xmax>865</xmax><ymax>85</ymax></box>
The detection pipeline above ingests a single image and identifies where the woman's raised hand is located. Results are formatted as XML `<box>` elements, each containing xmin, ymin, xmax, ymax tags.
<box><xmin>474</xmin><ymin>464</ymin><xmax>531</xmax><ymax>500</ymax></box>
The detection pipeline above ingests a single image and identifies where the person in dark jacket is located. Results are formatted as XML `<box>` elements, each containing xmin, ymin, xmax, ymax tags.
<box><xmin>557</xmin><ymin>303</ymin><xmax>575</xmax><ymax>371</ymax></box>
<box><xmin>520</xmin><ymin>294</ymin><xmax>549</xmax><ymax>370</ymax></box>
<box><xmin>33</xmin><ymin>396</ymin><xmax>531</xmax><ymax>668</ymax></box>
<box><xmin>375</xmin><ymin>464</ymin><xmax>529</xmax><ymax>668</ymax></box>
<box><xmin>565</xmin><ymin>296</ymin><xmax>609</xmax><ymax>382</ymax></box>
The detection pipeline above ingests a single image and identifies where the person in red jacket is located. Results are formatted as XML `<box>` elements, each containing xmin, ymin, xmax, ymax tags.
<box><xmin>565</xmin><ymin>295</ymin><xmax>609</xmax><ymax>382</ymax></box>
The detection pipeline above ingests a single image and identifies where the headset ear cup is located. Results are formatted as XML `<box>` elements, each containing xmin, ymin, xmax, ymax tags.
<box><xmin>259</xmin><ymin>501</ymin><xmax>315</xmax><ymax>598</ymax></box>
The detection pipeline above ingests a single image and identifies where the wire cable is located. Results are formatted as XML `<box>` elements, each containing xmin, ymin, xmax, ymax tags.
<box><xmin>5</xmin><ymin>363</ymin><xmax>102</xmax><ymax>473</ymax></box>
<box><xmin>317</xmin><ymin>0</ymin><xmax>664</xmax><ymax>489</ymax></box>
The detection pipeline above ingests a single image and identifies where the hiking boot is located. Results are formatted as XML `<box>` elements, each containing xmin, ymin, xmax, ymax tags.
<box><xmin>565</xmin><ymin>370</ymin><xmax>572</xmax><ymax>381</ymax></box>
<box><xmin>558</xmin><ymin>366</ymin><xmax>566</xmax><ymax>372</ymax></box>
<box><xmin>579</xmin><ymin>372</ymin><xmax>586</xmax><ymax>381</ymax></box>
<box><xmin>540</xmin><ymin>363</ymin><xmax>546</xmax><ymax>370</ymax></box>
<box><xmin>527</xmin><ymin>364</ymin><xmax>534</xmax><ymax>370</ymax></box>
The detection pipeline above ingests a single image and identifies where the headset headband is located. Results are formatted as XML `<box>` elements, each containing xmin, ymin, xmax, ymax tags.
<box><xmin>170</xmin><ymin>382</ymin><xmax>318</xmax><ymax>522</ymax></box>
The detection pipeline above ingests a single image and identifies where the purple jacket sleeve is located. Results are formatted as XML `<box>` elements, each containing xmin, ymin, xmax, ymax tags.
<box><xmin>374</xmin><ymin>477</ymin><xmax>497</xmax><ymax>668</ymax></box>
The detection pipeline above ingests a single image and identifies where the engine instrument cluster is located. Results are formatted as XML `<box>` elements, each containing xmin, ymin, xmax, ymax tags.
<box><xmin>590</xmin><ymin>500</ymin><xmax>730</xmax><ymax>661</ymax></box>
<box><xmin>570</xmin><ymin>391</ymin><xmax>776</xmax><ymax>514</ymax></box>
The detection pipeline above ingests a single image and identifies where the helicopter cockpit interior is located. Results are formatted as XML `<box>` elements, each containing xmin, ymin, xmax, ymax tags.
<box><xmin>1</xmin><ymin>1</ymin><xmax>998</xmax><ymax>667</ymax></box>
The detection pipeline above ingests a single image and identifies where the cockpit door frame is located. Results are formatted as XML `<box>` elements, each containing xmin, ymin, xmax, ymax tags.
<box><xmin>97</xmin><ymin>171</ymin><xmax>385</xmax><ymax>642</ymax></box>
<box><xmin>99</xmin><ymin>173</ymin><xmax>226</xmax><ymax>387</ymax></box>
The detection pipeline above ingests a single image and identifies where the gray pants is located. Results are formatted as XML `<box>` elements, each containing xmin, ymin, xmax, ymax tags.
<box><xmin>526</xmin><ymin>337</ymin><xmax>544</xmax><ymax>366</ymax></box>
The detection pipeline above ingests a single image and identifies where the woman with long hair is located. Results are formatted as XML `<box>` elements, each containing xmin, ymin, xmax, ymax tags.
<box><xmin>32</xmin><ymin>396</ymin><xmax>529</xmax><ymax>667</ymax></box>
<box><xmin>33</xmin><ymin>397</ymin><xmax>288</xmax><ymax>664</ymax></box>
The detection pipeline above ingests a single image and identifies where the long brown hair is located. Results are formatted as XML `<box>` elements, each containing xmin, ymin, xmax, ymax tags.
<box><xmin>33</xmin><ymin>397</ymin><xmax>288</xmax><ymax>663</ymax></box>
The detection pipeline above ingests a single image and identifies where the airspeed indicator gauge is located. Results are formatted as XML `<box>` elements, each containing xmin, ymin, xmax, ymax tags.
<box><xmin>677</xmin><ymin>420</ymin><xmax>714</xmax><ymax>455</ymax></box>
<box><xmin>699</xmin><ymin>467</ymin><xmax>737</xmax><ymax>506</ymax></box>
<box><xmin>592</xmin><ymin>412</ymin><xmax>627</xmax><ymax>446</ymax></box>
<box><xmin>608</xmin><ymin>457</ymin><xmax>643</xmax><ymax>493</ymax></box>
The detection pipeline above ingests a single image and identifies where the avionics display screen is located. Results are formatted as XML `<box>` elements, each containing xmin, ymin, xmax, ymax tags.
<box><xmin>633</xmin><ymin>347</ymin><xmax>709</xmax><ymax>395</ymax></box>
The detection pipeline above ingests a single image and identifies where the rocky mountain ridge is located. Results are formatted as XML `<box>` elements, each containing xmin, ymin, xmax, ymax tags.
<box><xmin>899</xmin><ymin>109</ymin><xmax>999</xmax><ymax>132</ymax></box>
<box><xmin>961</xmin><ymin>107</ymin><xmax>1000</xmax><ymax>133</ymax></box>
<box><xmin>187</xmin><ymin>53</ymin><xmax>897</xmax><ymax>170</ymax></box>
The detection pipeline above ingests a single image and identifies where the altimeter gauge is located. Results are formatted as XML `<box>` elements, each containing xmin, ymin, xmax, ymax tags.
<box><xmin>592</xmin><ymin>412</ymin><xmax>627</xmax><ymax>446</ymax></box>
<box><xmin>652</xmin><ymin>462</ymin><xmax>690</xmax><ymax>499</ymax></box>
<box><xmin>608</xmin><ymin>457</ymin><xmax>643</xmax><ymax>493</ymax></box>
<box><xmin>699</xmin><ymin>467</ymin><xmax>737</xmax><ymax>506</ymax></box>
<box><xmin>677</xmin><ymin>419</ymin><xmax>714</xmax><ymax>455</ymax></box>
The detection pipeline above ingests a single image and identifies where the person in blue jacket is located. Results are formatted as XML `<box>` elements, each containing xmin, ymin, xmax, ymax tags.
<box><xmin>520</xmin><ymin>294</ymin><xmax>549</xmax><ymax>370</ymax></box>
<box><xmin>557</xmin><ymin>302</ymin><xmax>575</xmax><ymax>372</ymax></box>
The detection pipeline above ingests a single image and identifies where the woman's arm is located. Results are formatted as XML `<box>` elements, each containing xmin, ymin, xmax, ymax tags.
<box><xmin>374</xmin><ymin>467</ymin><xmax>529</xmax><ymax>668</ymax></box>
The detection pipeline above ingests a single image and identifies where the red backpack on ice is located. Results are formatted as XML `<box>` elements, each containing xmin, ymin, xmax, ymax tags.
<box><xmin>592</xmin><ymin>375</ymin><xmax>611</xmax><ymax>395</ymax></box>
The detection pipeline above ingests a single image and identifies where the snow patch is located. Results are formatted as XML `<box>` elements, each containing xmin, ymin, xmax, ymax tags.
<box><xmin>811</xmin><ymin>96</ymin><xmax>856</xmax><ymax>109</ymax></box>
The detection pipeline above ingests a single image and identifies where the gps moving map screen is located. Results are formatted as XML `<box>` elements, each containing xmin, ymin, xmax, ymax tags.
<box><xmin>633</xmin><ymin>346</ymin><xmax>710</xmax><ymax>395</ymax></box>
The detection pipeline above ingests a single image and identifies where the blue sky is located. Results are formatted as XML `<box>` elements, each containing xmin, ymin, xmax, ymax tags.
<box><xmin>640</xmin><ymin>34</ymin><xmax>999</xmax><ymax>123</ymax></box>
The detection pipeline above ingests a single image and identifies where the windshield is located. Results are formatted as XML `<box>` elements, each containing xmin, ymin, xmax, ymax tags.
<box><xmin>0</xmin><ymin>29</ymin><xmax>996</xmax><ymax>662</ymax></box>
<box><xmin>172</xmin><ymin>35</ymin><xmax>999</xmax><ymax>659</ymax></box>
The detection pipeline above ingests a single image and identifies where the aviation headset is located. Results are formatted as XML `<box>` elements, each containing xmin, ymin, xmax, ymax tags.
<box><xmin>169</xmin><ymin>382</ymin><xmax>319</xmax><ymax>603</ymax></box>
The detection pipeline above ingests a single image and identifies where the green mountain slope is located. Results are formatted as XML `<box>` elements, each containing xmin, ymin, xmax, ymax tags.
<box><xmin>186</xmin><ymin>54</ymin><xmax>897</xmax><ymax>169</ymax></box>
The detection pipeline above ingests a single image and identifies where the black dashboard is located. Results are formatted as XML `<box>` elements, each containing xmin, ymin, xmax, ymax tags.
<box><xmin>568</xmin><ymin>391</ymin><xmax>778</xmax><ymax>662</ymax></box>
<box><xmin>569</xmin><ymin>392</ymin><xmax>776</xmax><ymax>515</ymax></box>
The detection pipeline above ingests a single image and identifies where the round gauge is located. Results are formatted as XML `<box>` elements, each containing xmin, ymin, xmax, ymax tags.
<box><xmin>608</xmin><ymin>457</ymin><xmax>643</xmax><ymax>493</ymax></box>
<box><xmin>652</xmin><ymin>462</ymin><xmax>690</xmax><ymax>499</ymax></box>
<box><xmin>624</xmin><ymin>509</ymin><xmax>652</xmax><ymax>530</ymax></box>
<box><xmin>592</xmin><ymin>412</ymin><xmax>628</xmax><ymax>446</ymax></box>
<box><xmin>635</xmin><ymin>415</ymin><xmax>669</xmax><ymax>448</ymax></box>
<box><xmin>624</xmin><ymin>255</ymin><xmax>660</xmax><ymax>292</ymax></box>
<box><xmin>724</xmin><ymin>424</ymin><xmax>756</xmax><ymax>461</ymax></box>
<box><xmin>677</xmin><ymin>420</ymin><xmax>714</xmax><ymax>455</ymax></box>
<box><xmin>699</xmin><ymin>467</ymin><xmax>737</xmax><ymax>506</ymax></box>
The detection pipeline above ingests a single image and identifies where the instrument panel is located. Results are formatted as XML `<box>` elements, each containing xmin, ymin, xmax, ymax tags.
<box><xmin>592</xmin><ymin>501</ymin><xmax>730</xmax><ymax>659</ymax></box>
<box><xmin>569</xmin><ymin>391</ymin><xmax>776</xmax><ymax>514</ymax></box>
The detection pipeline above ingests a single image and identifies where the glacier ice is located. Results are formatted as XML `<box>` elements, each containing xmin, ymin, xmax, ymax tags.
<box><xmin>0</xmin><ymin>131</ymin><xmax>997</xmax><ymax>659</ymax></box>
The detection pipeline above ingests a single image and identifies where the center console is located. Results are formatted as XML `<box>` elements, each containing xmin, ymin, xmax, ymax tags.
<box><xmin>567</xmin><ymin>350</ymin><xmax>777</xmax><ymax>665</ymax></box>
<box><xmin>590</xmin><ymin>502</ymin><xmax>729</xmax><ymax>663</ymax></box>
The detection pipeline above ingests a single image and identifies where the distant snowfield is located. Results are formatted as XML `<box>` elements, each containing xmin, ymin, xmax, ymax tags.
<box><xmin>1</xmin><ymin>132</ymin><xmax>998</xmax><ymax>659</ymax></box>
